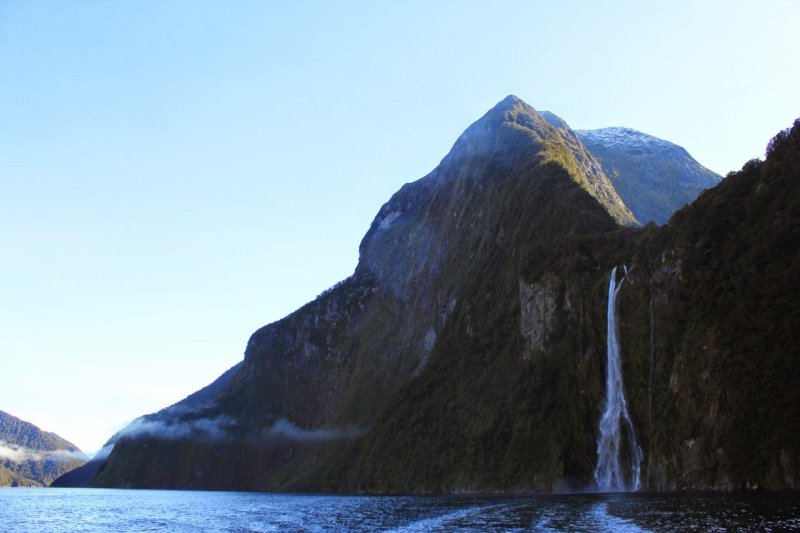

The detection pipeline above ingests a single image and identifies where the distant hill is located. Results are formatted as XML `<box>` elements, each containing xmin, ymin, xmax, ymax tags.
<box><xmin>0</xmin><ymin>410</ymin><xmax>87</xmax><ymax>486</ymax></box>
<box><xmin>575</xmin><ymin>127</ymin><xmax>721</xmax><ymax>225</ymax></box>
<box><xmin>0</xmin><ymin>464</ymin><xmax>38</xmax><ymax>487</ymax></box>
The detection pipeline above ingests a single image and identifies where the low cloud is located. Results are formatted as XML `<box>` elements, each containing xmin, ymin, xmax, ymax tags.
<box><xmin>0</xmin><ymin>441</ymin><xmax>87</xmax><ymax>463</ymax></box>
<box><xmin>263</xmin><ymin>418</ymin><xmax>364</xmax><ymax>442</ymax></box>
<box><xmin>119</xmin><ymin>415</ymin><xmax>236</xmax><ymax>442</ymax></box>
<box><xmin>109</xmin><ymin>416</ymin><xmax>361</xmax><ymax>446</ymax></box>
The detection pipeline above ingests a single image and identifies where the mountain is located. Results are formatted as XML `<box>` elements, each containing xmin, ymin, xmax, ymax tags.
<box><xmin>80</xmin><ymin>95</ymin><xmax>634</xmax><ymax>491</ymax></box>
<box><xmin>0</xmin><ymin>410</ymin><xmax>87</xmax><ymax>486</ymax></box>
<box><xmin>575</xmin><ymin>127</ymin><xmax>721</xmax><ymax>225</ymax></box>
<box><xmin>68</xmin><ymin>97</ymin><xmax>800</xmax><ymax>493</ymax></box>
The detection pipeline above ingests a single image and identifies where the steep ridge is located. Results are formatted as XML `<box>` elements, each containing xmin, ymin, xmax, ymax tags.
<box><xmin>88</xmin><ymin>96</ymin><xmax>637</xmax><ymax>491</ymax></box>
<box><xmin>0</xmin><ymin>410</ymin><xmax>87</xmax><ymax>486</ymax></box>
<box><xmin>576</xmin><ymin>127</ymin><xmax>721</xmax><ymax>224</ymax></box>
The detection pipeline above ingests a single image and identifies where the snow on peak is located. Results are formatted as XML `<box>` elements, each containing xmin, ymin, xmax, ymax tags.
<box><xmin>576</xmin><ymin>127</ymin><xmax>677</xmax><ymax>151</ymax></box>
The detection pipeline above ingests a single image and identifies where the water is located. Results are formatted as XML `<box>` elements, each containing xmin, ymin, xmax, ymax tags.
<box><xmin>1</xmin><ymin>489</ymin><xmax>799</xmax><ymax>531</ymax></box>
<box><xmin>595</xmin><ymin>266</ymin><xmax>643</xmax><ymax>492</ymax></box>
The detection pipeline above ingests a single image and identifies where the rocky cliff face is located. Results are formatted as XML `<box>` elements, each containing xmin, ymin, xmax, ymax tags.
<box><xmin>0</xmin><ymin>410</ymin><xmax>86</xmax><ymax>486</ymax></box>
<box><xmin>75</xmin><ymin>98</ymin><xmax>800</xmax><ymax>494</ymax></box>
<box><xmin>576</xmin><ymin>127</ymin><xmax>721</xmax><ymax>225</ymax></box>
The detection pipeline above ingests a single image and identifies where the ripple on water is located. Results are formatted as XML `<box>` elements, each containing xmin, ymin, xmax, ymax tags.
<box><xmin>1</xmin><ymin>489</ymin><xmax>799</xmax><ymax>532</ymax></box>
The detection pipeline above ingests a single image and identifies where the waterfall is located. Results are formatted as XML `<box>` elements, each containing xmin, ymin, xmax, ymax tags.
<box><xmin>594</xmin><ymin>266</ymin><xmax>643</xmax><ymax>492</ymax></box>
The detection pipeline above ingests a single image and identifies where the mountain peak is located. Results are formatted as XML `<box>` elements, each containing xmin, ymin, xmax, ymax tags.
<box><xmin>575</xmin><ymin>126</ymin><xmax>721</xmax><ymax>224</ymax></box>
<box><xmin>576</xmin><ymin>127</ymin><xmax>681</xmax><ymax>153</ymax></box>
<box><xmin>468</xmin><ymin>94</ymin><xmax>544</xmax><ymax>132</ymax></box>
<box><xmin>497</xmin><ymin>94</ymin><xmax>525</xmax><ymax>107</ymax></box>
<box><xmin>438</xmin><ymin>96</ymin><xmax>636</xmax><ymax>226</ymax></box>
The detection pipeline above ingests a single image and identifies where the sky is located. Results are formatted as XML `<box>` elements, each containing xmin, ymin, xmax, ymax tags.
<box><xmin>1</xmin><ymin>0</ymin><xmax>798</xmax><ymax>454</ymax></box>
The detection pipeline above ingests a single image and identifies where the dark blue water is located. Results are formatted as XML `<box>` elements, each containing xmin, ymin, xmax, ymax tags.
<box><xmin>1</xmin><ymin>488</ymin><xmax>798</xmax><ymax>531</ymax></box>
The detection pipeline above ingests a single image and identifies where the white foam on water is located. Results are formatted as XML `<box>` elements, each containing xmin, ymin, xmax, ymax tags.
<box><xmin>588</xmin><ymin>501</ymin><xmax>650</xmax><ymax>532</ymax></box>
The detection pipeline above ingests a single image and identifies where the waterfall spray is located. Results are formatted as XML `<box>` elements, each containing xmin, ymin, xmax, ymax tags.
<box><xmin>594</xmin><ymin>266</ymin><xmax>643</xmax><ymax>492</ymax></box>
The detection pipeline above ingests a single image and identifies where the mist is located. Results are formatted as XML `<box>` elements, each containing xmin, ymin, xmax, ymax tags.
<box><xmin>109</xmin><ymin>415</ymin><xmax>362</xmax><ymax>447</ymax></box>
<box><xmin>263</xmin><ymin>418</ymin><xmax>364</xmax><ymax>442</ymax></box>
<box><xmin>119</xmin><ymin>415</ymin><xmax>237</xmax><ymax>442</ymax></box>
<box><xmin>0</xmin><ymin>441</ymin><xmax>87</xmax><ymax>463</ymax></box>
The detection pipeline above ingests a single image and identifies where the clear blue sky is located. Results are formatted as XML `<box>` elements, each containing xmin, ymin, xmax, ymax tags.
<box><xmin>2</xmin><ymin>1</ymin><xmax>798</xmax><ymax>453</ymax></box>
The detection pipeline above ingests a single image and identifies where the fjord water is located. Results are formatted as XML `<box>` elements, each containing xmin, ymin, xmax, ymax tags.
<box><xmin>594</xmin><ymin>266</ymin><xmax>643</xmax><ymax>492</ymax></box>
<box><xmin>2</xmin><ymin>489</ymin><xmax>799</xmax><ymax>532</ymax></box>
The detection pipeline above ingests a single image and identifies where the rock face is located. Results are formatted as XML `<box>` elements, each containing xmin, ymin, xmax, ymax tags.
<box><xmin>576</xmin><ymin>127</ymin><xmax>721</xmax><ymax>225</ymax></box>
<box><xmin>77</xmin><ymin>97</ymin><xmax>800</xmax><ymax>493</ymax></box>
<box><xmin>518</xmin><ymin>277</ymin><xmax>558</xmax><ymax>360</ymax></box>
<box><xmin>0</xmin><ymin>410</ymin><xmax>87</xmax><ymax>486</ymax></box>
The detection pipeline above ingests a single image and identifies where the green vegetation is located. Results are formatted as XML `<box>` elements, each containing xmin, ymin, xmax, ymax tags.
<box><xmin>0</xmin><ymin>410</ymin><xmax>86</xmax><ymax>487</ymax></box>
<box><xmin>88</xmin><ymin>100</ymin><xmax>800</xmax><ymax>494</ymax></box>
<box><xmin>635</xmin><ymin>119</ymin><xmax>800</xmax><ymax>489</ymax></box>
<box><xmin>0</xmin><ymin>464</ymin><xmax>38</xmax><ymax>487</ymax></box>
